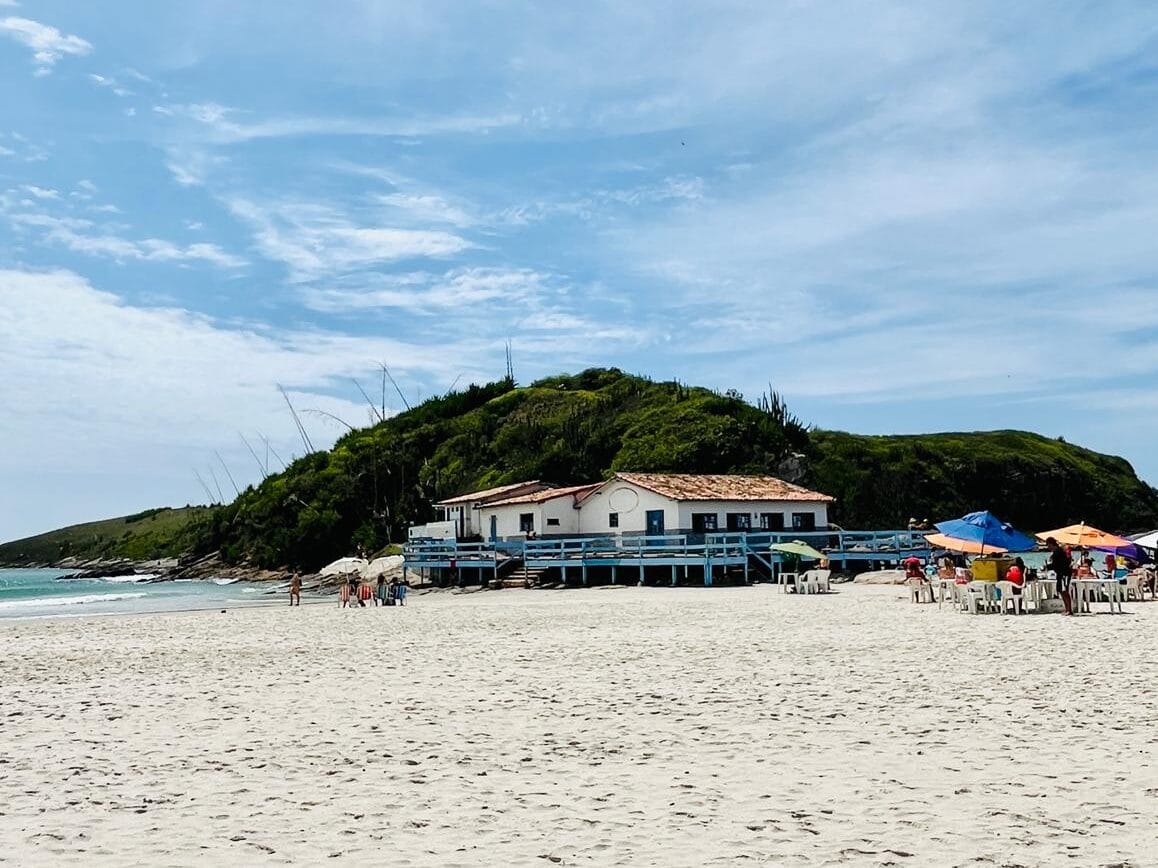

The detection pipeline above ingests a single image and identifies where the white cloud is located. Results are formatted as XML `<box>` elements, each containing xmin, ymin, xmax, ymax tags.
<box><xmin>0</xmin><ymin>16</ymin><xmax>91</xmax><ymax>75</ymax></box>
<box><xmin>227</xmin><ymin>198</ymin><xmax>471</xmax><ymax>279</ymax></box>
<box><xmin>0</xmin><ymin>269</ymin><xmax>495</xmax><ymax>534</ymax></box>
<box><xmin>88</xmin><ymin>72</ymin><xmax>134</xmax><ymax>97</ymax></box>
<box><xmin>158</xmin><ymin>101</ymin><xmax>521</xmax><ymax>143</ymax></box>
<box><xmin>378</xmin><ymin>193</ymin><xmax>475</xmax><ymax>228</ymax></box>
<box><xmin>304</xmin><ymin>267</ymin><xmax>550</xmax><ymax>313</ymax></box>
<box><xmin>164</xmin><ymin>148</ymin><xmax>223</xmax><ymax>187</ymax></box>
<box><xmin>7</xmin><ymin>212</ymin><xmax>246</xmax><ymax>268</ymax></box>
<box><xmin>20</xmin><ymin>184</ymin><xmax>58</xmax><ymax>200</ymax></box>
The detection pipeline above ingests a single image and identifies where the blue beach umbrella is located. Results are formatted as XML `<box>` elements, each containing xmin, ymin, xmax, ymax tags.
<box><xmin>930</xmin><ymin>511</ymin><xmax>1036</xmax><ymax>554</ymax></box>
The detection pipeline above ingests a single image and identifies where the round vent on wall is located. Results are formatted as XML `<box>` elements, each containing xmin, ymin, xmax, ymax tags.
<box><xmin>608</xmin><ymin>486</ymin><xmax>639</xmax><ymax>513</ymax></box>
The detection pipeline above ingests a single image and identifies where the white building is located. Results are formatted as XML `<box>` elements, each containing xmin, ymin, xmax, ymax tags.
<box><xmin>474</xmin><ymin>484</ymin><xmax>600</xmax><ymax>540</ymax></box>
<box><xmin>432</xmin><ymin>480</ymin><xmax>553</xmax><ymax>539</ymax></box>
<box><xmin>576</xmin><ymin>472</ymin><xmax>833</xmax><ymax>536</ymax></box>
<box><xmin>444</xmin><ymin>472</ymin><xmax>834</xmax><ymax>540</ymax></box>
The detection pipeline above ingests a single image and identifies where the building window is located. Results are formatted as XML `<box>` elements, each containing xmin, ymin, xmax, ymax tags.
<box><xmin>760</xmin><ymin>512</ymin><xmax>785</xmax><ymax>531</ymax></box>
<box><xmin>608</xmin><ymin>512</ymin><xmax>619</xmax><ymax>528</ymax></box>
<box><xmin>519</xmin><ymin>513</ymin><xmax>534</xmax><ymax>533</ymax></box>
<box><xmin>791</xmin><ymin>512</ymin><xmax>816</xmax><ymax>531</ymax></box>
<box><xmin>546</xmin><ymin>517</ymin><xmax>560</xmax><ymax>527</ymax></box>
<box><xmin>726</xmin><ymin>513</ymin><xmax>752</xmax><ymax>531</ymax></box>
<box><xmin>691</xmin><ymin>513</ymin><xmax>718</xmax><ymax>532</ymax></box>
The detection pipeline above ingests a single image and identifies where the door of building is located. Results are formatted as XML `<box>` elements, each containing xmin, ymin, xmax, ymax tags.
<box><xmin>489</xmin><ymin>514</ymin><xmax>497</xmax><ymax>542</ymax></box>
<box><xmin>646</xmin><ymin>509</ymin><xmax>665</xmax><ymax>536</ymax></box>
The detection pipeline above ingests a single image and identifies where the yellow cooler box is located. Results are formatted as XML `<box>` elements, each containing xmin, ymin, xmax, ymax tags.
<box><xmin>971</xmin><ymin>557</ymin><xmax>1012</xmax><ymax>582</ymax></box>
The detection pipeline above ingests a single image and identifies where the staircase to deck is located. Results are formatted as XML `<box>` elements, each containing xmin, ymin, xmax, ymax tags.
<box><xmin>488</xmin><ymin>558</ymin><xmax>549</xmax><ymax>589</ymax></box>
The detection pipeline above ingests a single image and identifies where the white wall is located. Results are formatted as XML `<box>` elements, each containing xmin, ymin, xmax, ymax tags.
<box><xmin>578</xmin><ymin>483</ymin><xmax>677</xmax><ymax>535</ymax></box>
<box><xmin>675</xmin><ymin>500</ymin><xmax>829</xmax><ymax>532</ymax></box>
<box><xmin>539</xmin><ymin>497</ymin><xmax>581</xmax><ymax>535</ymax></box>
<box><xmin>477</xmin><ymin>497</ymin><xmax>584</xmax><ymax>538</ymax></box>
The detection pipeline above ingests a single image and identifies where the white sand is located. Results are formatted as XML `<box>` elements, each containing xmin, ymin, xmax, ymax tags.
<box><xmin>2</xmin><ymin>585</ymin><xmax>1157</xmax><ymax>866</ymax></box>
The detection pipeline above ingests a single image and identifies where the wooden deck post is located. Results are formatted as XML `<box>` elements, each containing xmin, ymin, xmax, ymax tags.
<box><xmin>612</xmin><ymin>565</ymin><xmax>617</xmax><ymax>585</ymax></box>
<box><xmin>704</xmin><ymin>557</ymin><xmax>712</xmax><ymax>586</ymax></box>
<box><xmin>671</xmin><ymin>564</ymin><xmax>677</xmax><ymax>586</ymax></box>
<box><xmin>582</xmin><ymin>563</ymin><xmax>588</xmax><ymax>586</ymax></box>
<box><xmin>638</xmin><ymin>561</ymin><xmax>644</xmax><ymax>586</ymax></box>
<box><xmin>562</xmin><ymin>564</ymin><xmax>568</xmax><ymax>585</ymax></box>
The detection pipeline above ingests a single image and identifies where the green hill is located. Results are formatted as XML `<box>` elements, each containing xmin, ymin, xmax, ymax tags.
<box><xmin>7</xmin><ymin>369</ymin><xmax>1156</xmax><ymax>570</ymax></box>
<box><xmin>0</xmin><ymin>506</ymin><xmax>210</xmax><ymax>566</ymax></box>
<box><xmin>809</xmin><ymin>430</ymin><xmax>1158</xmax><ymax>532</ymax></box>
<box><xmin>190</xmin><ymin>369</ymin><xmax>1157</xmax><ymax>570</ymax></box>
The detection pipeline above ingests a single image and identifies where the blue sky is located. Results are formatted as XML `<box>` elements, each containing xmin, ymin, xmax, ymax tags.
<box><xmin>3</xmin><ymin>2</ymin><xmax>1158</xmax><ymax>541</ymax></box>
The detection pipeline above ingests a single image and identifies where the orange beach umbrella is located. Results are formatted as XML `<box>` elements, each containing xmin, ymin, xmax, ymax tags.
<box><xmin>924</xmin><ymin>532</ymin><xmax>1008</xmax><ymax>555</ymax></box>
<box><xmin>1035</xmin><ymin>523</ymin><xmax>1132</xmax><ymax>550</ymax></box>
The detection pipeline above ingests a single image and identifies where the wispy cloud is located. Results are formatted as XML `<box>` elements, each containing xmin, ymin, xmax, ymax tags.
<box><xmin>0</xmin><ymin>16</ymin><xmax>91</xmax><ymax>75</ymax></box>
<box><xmin>303</xmin><ymin>267</ymin><xmax>551</xmax><ymax>313</ymax></box>
<box><xmin>88</xmin><ymin>72</ymin><xmax>134</xmax><ymax>97</ymax></box>
<box><xmin>7</xmin><ymin>212</ymin><xmax>246</xmax><ymax>269</ymax></box>
<box><xmin>158</xmin><ymin>101</ymin><xmax>522</xmax><ymax>143</ymax></box>
<box><xmin>226</xmin><ymin>198</ymin><xmax>472</xmax><ymax>279</ymax></box>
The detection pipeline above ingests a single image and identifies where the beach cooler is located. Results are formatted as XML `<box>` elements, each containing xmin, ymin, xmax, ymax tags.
<box><xmin>971</xmin><ymin>557</ymin><xmax>1012</xmax><ymax>582</ymax></box>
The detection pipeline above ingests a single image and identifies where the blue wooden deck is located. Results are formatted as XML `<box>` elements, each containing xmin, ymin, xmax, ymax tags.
<box><xmin>403</xmin><ymin>529</ymin><xmax>935</xmax><ymax>586</ymax></box>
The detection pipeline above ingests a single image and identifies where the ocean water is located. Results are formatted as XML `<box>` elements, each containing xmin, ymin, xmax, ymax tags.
<box><xmin>0</xmin><ymin>568</ymin><xmax>283</xmax><ymax>620</ymax></box>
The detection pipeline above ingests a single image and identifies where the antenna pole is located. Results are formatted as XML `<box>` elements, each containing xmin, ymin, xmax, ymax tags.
<box><xmin>278</xmin><ymin>384</ymin><xmax>314</xmax><ymax>453</ymax></box>
<box><xmin>214</xmin><ymin>450</ymin><xmax>242</xmax><ymax>497</ymax></box>
<box><xmin>381</xmin><ymin>363</ymin><xmax>411</xmax><ymax>410</ymax></box>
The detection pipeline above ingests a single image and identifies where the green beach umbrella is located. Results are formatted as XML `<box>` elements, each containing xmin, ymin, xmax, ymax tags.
<box><xmin>768</xmin><ymin>540</ymin><xmax>824</xmax><ymax>560</ymax></box>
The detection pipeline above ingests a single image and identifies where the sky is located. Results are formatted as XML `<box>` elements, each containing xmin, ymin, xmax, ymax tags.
<box><xmin>3</xmin><ymin>1</ymin><xmax>1158</xmax><ymax>541</ymax></box>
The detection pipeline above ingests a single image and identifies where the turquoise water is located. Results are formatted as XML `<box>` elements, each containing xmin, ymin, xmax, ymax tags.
<box><xmin>0</xmin><ymin>568</ymin><xmax>282</xmax><ymax>619</ymax></box>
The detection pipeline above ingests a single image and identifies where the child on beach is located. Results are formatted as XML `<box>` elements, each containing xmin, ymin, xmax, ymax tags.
<box><xmin>289</xmin><ymin>573</ymin><xmax>301</xmax><ymax>607</ymax></box>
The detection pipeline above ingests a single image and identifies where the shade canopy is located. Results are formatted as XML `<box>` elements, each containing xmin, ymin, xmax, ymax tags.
<box><xmin>319</xmin><ymin>556</ymin><xmax>369</xmax><ymax>577</ymax></box>
<box><xmin>924</xmin><ymin>532</ymin><xmax>1006</xmax><ymax>555</ymax></box>
<box><xmin>361</xmin><ymin>555</ymin><xmax>403</xmax><ymax>579</ymax></box>
<box><xmin>1131</xmin><ymin>530</ymin><xmax>1158</xmax><ymax>550</ymax></box>
<box><xmin>932</xmin><ymin>511</ymin><xmax>1036</xmax><ymax>554</ymax></box>
<box><xmin>1035</xmin><ymin>524</ymin><xmax>1133</xmax><ymax>550</ymax></box>
<box><xmin>769</xmin><ymin>540</ymin><xmax>825</xmax><ymax>560</ymax></box>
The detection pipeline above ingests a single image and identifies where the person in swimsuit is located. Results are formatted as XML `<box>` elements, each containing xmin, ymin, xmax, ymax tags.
<box><xmin>289</xmin><ymin>573</ymin><xmax>301</xmax><ymax>607</ymax></box>
<box><xmin>339</xmin><ymin>575</ymin><xmax>351</xmax><ymax>608</ymax></box>
<box><xmin>1047</xmin><ymin>537</ymin><xmax>1073</xmax><ymax>616</ymax></box>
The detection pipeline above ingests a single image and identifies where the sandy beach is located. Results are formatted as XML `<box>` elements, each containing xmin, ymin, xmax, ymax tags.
<box><xmin>2</xmin><ymin>585</ymin><xmax>1156</xmax><ymax>866</ymax></box>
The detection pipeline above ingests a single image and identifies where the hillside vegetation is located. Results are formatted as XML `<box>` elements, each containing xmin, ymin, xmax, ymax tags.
<box><xmin>810</xmin><ymin>430</ymin><xmax>1158</xmax><ymax>532</ymax></box>
<box><xmin>4</xmin><ymin>369</ymin><xmax>1156</xmax><ymax>570</ymax></box>
<box><xmin>0</xmin><ymin>506</ymin><xmax>210</xmax><ymax>565</ymax></box>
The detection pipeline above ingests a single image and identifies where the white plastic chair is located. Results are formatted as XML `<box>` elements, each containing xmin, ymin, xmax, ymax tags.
<box><xmin>1104</xmin><ymin>580</ymin><xmax>1124</xmax><ymax>613</ymax></box>
<box><xmin>994</xmin><ymin>581</ymin><xmax>1023</xmax><ymax>615</ymax></box>
<box><xmin>812</xmin><ymin>569</ymin><xmax>832</xmax><ymax>593</ymax></box>
<box><xmin>907</xmin><ymin>577</ymin><xmax>933</xmax><ymax>604</ymax></box>
<box><xmin>1124</xmin><ymin>573</ymin><xmax>1145</xmax><ymax>602</ymax></box>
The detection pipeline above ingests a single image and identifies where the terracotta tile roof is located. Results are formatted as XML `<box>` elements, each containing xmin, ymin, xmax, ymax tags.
<box><xmin>435</xmin><ymin>480</ymin><xmax>551</xmax><ymax>506</ymax></box>
<box><xmin>613</xmin><ymin>472</ymin><xmax>834</xmax><ymax>503</ymax></box>
<box><xmin>485</xmin><ymin>483</ymin><xmax>602</xmax><ymax>507</ymax></box>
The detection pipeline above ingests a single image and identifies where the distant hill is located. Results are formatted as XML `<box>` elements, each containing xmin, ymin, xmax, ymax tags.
<box><xmin>810</xmin><ymin>430</ymin><xmax>1158</xmax><ymax>532</ymax></box>
<box><xmin>0</xmin><ymin>506</ymin><xmax>209</xmax><ymax>566</ymax></box>
<box><xmin>189</xmin><ymin>369</ymin><xmax>1158</xmax><ymax>570</ymax></box>
<box><xmin>7</xmin><ymin>369</ymin><xmax>1156</xmax><ymax>571</ymax></box>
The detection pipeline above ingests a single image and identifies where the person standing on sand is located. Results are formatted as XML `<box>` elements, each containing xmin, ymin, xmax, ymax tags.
<box><xmin>376</xmin><ymin>573</ymin><xmax>386</xmax><ymax>606</ymax></box>
<box><xmin>289</xmin><ymin>573</ymin><xmax>301</xmax><ymax>607</ymax></box>
<box><xmin>339</xmin><ymin>575</ymin><xmax>351</xmax><ymax>608</ymax></box>
<box><xmin>1047</xmin><ymin>537</ymin><xmax>1074</xmax><ymax>616</ymax></box>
